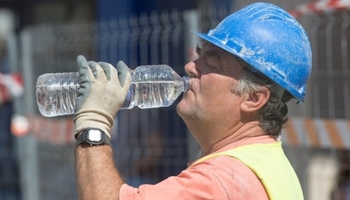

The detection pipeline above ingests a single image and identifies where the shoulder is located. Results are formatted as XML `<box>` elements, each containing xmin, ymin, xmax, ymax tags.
<box><xmin>186</xmin><ymin>155</ymin><xmax>269</xmax><ymax>199</ymax></box>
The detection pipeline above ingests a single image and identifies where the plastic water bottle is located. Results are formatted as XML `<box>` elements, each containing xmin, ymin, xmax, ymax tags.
<box><xmin>36</xmin><ymin>65</ymin><xmax>189</xmax><ymax>117</ymax></box>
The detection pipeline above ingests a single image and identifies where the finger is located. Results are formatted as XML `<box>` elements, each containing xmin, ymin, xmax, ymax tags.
<box><xmin>77</xmin><ymin>55</ymin><xmax>91</xmax><ymax>84</ymax></box>
<box><xmin>77</xmin><ymin>55</ymin><xmax>89</xmax><ymax>75</ymax></box>
<box><xmin>116</xmin><ymin>61</ymin><xmax>131</xmax><ymax>87</ymax></box>
<box><xmin>75</xmin><ymin>55</ymin><xmax>92</xmax><ymax>113</ymax></box>
<box><xmin>98</xmin><ymin>62</ymin><xmax>112</xmax><ymax>81</ymax></box>
<box><xmin>88</xmin><ymin>61</ymin><xmax>98</xmax><ymax>79</ymax></box>
<box><xmin>77</xmin><ymin>55</ymin><xmax>88</xmax><ymax>67</ymax></box>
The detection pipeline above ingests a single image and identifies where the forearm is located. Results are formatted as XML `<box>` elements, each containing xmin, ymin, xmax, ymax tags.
<box><xmin>75</xmin><ymin>145</ymin><xmax>124</xmax><ymax>200</ymax></box>
<box><xmin>74</xmin><ymin>57</ymin><xmax>130</xmax><ymax>199</ymax></box>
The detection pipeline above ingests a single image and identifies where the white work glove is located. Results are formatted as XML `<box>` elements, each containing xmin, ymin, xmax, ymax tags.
<box><xmin>74</xmin><ymin>55</ymin><xmax>131</xmax><ymax>138</ymax></box>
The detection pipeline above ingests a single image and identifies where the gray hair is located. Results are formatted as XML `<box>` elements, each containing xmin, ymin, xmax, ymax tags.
<box><xmin>232</xmin><ymin>56</ymin><xmax>293</xmax><ymax>137</ymax></box>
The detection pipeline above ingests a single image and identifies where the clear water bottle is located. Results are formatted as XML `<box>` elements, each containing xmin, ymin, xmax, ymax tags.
<box><xmin>36</xmin><ymin>65</ymin><xmax>189</xmax><ymax>117</ymax></box>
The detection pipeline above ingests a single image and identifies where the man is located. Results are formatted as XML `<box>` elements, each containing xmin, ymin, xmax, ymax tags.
<box><xmin>74</xmin><ymin>2</ymin><xmax>311</xmax><ymax>200</ymax></box>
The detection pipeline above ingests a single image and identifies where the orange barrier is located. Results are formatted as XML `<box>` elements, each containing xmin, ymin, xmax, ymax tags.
<box><xmin>282</xmin><ymin>117</ymin><xmax>350</xmax><ymax>149</ymax></box>
<box><xmin>290</xmin><ymin>0</ymin><xmax>350</xmax><ymax>18</ymax></box>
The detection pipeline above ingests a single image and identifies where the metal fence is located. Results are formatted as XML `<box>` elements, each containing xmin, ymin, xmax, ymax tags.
<box><xmin>5</xmin><ymin>3</ymin><xmax>350</xmax><ymax>200</ymax></box>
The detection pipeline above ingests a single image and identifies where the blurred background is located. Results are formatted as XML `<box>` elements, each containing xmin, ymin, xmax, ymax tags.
<box><xmin>0</xmin><ymin>0</ymin><xmax>349</xmax><ymax>199</ymax></box>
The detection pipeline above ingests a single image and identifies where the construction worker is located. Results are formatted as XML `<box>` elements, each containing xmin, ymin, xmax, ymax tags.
<box><xmin>74</xmin><ymin>2</ymin><xmax>311</xmax><ymax>199</ymax></box>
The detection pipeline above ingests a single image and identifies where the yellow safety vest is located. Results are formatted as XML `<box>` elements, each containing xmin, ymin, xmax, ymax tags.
<box><xmin>190</xmin><ymin>142</ymin><xmax>304</xmax><ymax>200</ymax></box>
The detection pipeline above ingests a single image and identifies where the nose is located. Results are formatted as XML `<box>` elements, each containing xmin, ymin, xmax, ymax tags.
<box><xmin>184</xmin><ymin>60</ymin><xmax>200</xmax><ymax>78</ymax></box>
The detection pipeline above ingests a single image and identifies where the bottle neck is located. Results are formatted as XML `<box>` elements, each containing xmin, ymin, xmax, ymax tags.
<box><xmin>182</xmin><ymin>76</ymin><xmax>190</xmax><ymax>92</ymax></box>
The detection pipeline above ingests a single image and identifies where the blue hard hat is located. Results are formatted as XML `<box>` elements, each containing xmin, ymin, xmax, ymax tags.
<box><xmin>193</xmin><ymin>2</ymin><xmax>312</xmax><ymax>102</ymax></box>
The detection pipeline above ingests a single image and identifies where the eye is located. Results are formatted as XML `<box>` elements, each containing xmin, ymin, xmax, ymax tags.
<box><xmin>206</xmin><ymin>62</ymin><xmax>216</xmax><ymax>69</ymax></box>
<box><xmin>206</xmin><ymin>57</ymin><xmax>219</xmax><ymax>69</ymax></box>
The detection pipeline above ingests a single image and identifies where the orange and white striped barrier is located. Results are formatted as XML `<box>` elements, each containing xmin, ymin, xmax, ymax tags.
<box><xmin>282</xmin><ymin>117</ymin><xmax>350</xmax><ymax>149</ymax></box>
<box><xmin>290</xmin><ymin>0</ymin><xmax>350</xmax><ymax>18</ymax></box>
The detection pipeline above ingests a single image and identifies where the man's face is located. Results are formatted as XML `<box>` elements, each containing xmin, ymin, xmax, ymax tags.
<box><xmin>177</xmin><ymin>42</ymin><xmax>245</xmax><ymax>128</ymax></box>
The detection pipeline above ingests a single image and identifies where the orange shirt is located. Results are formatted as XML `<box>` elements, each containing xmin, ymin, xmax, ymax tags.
<box><xmin>119</xmin><ymin>136</ymin><xmax>274</xmax><ymax>200</ymax></box>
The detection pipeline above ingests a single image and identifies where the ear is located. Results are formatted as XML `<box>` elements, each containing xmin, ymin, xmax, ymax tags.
<box><xmin>240</xmin><ymin>87</ymin><xmax>270</xmax><ymax>113</ymax></box>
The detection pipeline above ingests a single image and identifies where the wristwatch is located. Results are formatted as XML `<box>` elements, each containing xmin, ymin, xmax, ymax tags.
<box><xmin>76</xmin><ymin>128</ymin><xmax>112</xmax><ymax>146</ymax></box>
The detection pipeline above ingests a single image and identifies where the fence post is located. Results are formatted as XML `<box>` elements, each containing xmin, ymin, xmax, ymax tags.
<box><xmin>17</xmin><ymin>30</ymin><xmax>40</xmax><ymax>200</ymax></box>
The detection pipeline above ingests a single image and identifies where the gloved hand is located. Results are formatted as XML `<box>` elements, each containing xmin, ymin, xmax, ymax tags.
<box><xmin>74</xmin><ymin>55</ymin><xmax>131</xmax><ymax>138</ymax></box>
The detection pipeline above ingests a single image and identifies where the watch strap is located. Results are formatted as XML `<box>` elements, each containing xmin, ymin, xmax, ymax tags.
<box><xmin>76</xmin><ymin>128</ymin><xmax>112</xmax><ymax>146</ymax></box>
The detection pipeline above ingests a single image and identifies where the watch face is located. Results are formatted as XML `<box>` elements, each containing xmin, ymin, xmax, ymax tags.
<box><xmin>88</xmin><ymin>129</ymin><xmax>102</xmax><ymax>142</ymax></box>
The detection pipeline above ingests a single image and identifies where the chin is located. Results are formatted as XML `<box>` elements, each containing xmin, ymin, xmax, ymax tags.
<box><xmin>176</xmin><ymin>91</ymin><xmax>196</xmax><ymax>117</ymax></box>
<box><xmin>176</xmin><ymin>101</ymin><xmax>185</xmax><ymax>116</ymax></box>
<box><xmin>176</xmin><ymin>100</ymin><xmax>195</xmax><ymax>121</ymax></box>
<box><xmin>176</xmin><ymin>99</ymin><xmax>189</xmax><ymax>117</ymax></box>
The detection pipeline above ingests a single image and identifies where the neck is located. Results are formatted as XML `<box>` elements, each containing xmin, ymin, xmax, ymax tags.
<box><xmin>196</xmin><ymin>121</ymin><xmax>266</xmax><ymax>157</ymax></box>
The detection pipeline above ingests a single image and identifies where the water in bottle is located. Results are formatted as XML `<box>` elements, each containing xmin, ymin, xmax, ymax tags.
<box><xmin>36</xmin><ymin>65</ymin><xmax>189</xmax><ymax>117</ymax></box>
<box><xmin>36</xmin><ymin>72</ymin><xmax>80</xmax><ymax>117</ymax></box>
